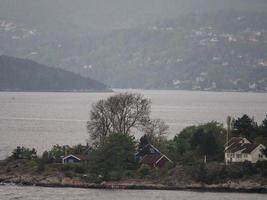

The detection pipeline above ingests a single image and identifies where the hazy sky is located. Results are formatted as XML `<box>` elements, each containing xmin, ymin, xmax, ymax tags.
<box><xmin>1</xmin><ymin>0</ymin><xmax>266</xmax><ymax>31</ymax></box>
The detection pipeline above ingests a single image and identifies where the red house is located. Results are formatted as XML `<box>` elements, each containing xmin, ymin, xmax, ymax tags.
<box><xmin>140</xmin><ymin>154</ymin><xmax>172</xmax><ymax>168</ymax></box>
<box><xmin>137</xmin><ymin>144</ymin><xmax>172</xmax><ymax>168</ymax></box>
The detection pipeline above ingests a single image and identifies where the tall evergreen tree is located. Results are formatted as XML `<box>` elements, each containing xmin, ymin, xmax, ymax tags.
<box><xmin>233</xmin><ymin>114</ymin><xmax>258</xmax><ymax>140</ymax></box>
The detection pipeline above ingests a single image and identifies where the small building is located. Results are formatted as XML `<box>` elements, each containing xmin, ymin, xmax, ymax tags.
<box><xmin>62</xmin><ymin>154</ymin><xmax>89</xmax><ymax>164</ymax></box>
<box><xmin>225</xmin><ymin>137</ymin><xmax>267</xmax><ymax>163</ymax></box>
<box><xmin>136</xmin><ymin>144</ymin><xmax>172</xmax><ymax>168</ymax></box>
<box><xmin>140</xmin><ymin>154</ymin><xmax>172</xmax><ymax>168</ymax></box>
<box><xmin>135</xmin><ymin>144</ymin><xmax>161</xmax><ymax>162</ymax></box>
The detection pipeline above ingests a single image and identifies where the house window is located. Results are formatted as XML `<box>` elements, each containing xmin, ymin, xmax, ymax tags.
<box><xmin>236</xmin><ymin>154</ymin><xmax>242</xmax><ymax>159</ymax></box>
<box><xmin>259</xmin><ymin>154</ymin><xmax>263</xmax><ymax>159</ymax></box>
<box><xmin>243</xmin><ymin>154</ymin><xmax>248</xmax><ymax>158</ymax></box>
<box><xmin>227</xmin><ymin>153</ymin><xmax>230</xmax><ymax>158</ymax></box>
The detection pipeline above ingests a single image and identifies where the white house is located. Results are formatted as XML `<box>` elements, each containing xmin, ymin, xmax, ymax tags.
<box><xmin>225</xmin><ymin>137</ymin><xmax>267</xmax><ymax>163</ymax></box>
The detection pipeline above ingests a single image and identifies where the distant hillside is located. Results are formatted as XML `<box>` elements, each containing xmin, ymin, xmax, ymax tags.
<box><xmin>0</xmin><ymin>56</ymin><xmax>109</xmax><ymax>91</ymax></box>
<box><xmin>81</xmin><ymin>10</ymin><xmax>267</xmax><ymax>91</ymax></box>
<box><xmin>1</xmin><ymin>6</ymin><xmax>267</xmax><ymax>91</ymax></box>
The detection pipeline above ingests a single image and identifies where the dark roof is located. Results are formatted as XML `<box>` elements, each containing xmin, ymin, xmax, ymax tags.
<box><xmin>225</xmin><ymin>139</ymin><xmax>261</xmax><ymax>154</ymax></box>
<box><xmin>242</xmin><ymin>144</ymin><xmax>260</xmax><ymax>153</ymax></box>
<box><xmin>225</xmin><ymin>137</ymin><xmax>247</xmax><ymax>147</ymax></box>
<box><xmin>75</xmin><ymin>154</ymin><xmax>90</xmax><ymax>161</ymax></box>
<box><xmin>226</xmin><ymin>143</ymin><xmax>247</xmax><ymax>153</ymax></box>
<box><xmin>136</xmin><ymin>144</ymin><xmax>161</xmax><ymax>157</ymax></box>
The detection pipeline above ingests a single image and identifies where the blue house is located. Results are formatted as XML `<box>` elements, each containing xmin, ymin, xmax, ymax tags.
<box><xmin>62</xmin><ymin>154</ymin><xmax>89</xmax><ymax>164</ymax></box>
<box><xmin>135</xmin><ymin>144</ymin><xmax>161</xmax><ymax>162</ymax></box>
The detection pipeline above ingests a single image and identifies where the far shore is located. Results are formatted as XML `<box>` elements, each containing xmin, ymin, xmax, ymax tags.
<box><xmin>0</xmin><ymin>89</ymin><xmax>113</xmax><ymax>93</ymax></box>
<box><xmin>1</xmin><ymin>88</ymin><xmax>267</xmax><ymax>94</ymax></box>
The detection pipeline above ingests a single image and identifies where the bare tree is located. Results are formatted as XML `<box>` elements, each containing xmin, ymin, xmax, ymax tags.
<box><xmin>142</xmin><ymin>118</ymin><xmax>169</xmax><ymax>140</ymax></box>
<box><xmin>87</xmin><ymin>93</ymin><xmax>151</xmax><ymax>143</ymax></box>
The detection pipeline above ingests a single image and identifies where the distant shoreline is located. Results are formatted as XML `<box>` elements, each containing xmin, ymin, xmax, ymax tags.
<box><xmin>114</xmin><ymin>88</ymin><xmax>267</xmax><ymax>94</ymax></box>
<box><xmin>0</xmin><ymin>89</ymin><xmax>113</xmax><ymax>93</ymax></box>
<box><xmin>1</xmin><ymin>88</ymin><xmax>267</xmax><ymax>94</ymax></box>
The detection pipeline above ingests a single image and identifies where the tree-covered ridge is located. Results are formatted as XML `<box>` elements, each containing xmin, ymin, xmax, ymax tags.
<box><xmin>0</xmin><ymin>55</ymin><xmax>108</xmax><ymax>91</ymax></box>
<box><xmin>1</xmin><ymin>9</ymin><xmax>267</xmax><ymax>91</ymax></box>
<box><xmin>80</xmin><ymin>10</ymin><xmax>267</xmax><ymax>90</ymax></box>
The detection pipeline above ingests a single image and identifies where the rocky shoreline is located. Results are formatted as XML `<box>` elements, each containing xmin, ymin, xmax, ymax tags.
<box><xmin>0</xmin><ymin>175</ymin><xmax>267</xmax><ymax>193</ymax></box>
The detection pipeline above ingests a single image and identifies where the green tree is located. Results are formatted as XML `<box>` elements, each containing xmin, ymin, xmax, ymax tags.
<box><xmin>47</xmin><ymin>144</ymin><xmax>68</xmax><ymax>162</ymax></box>
<box><xmin>194</xmin><ymin>163</ymin><xmax>208</xmax><ymax>182</ymax></box>
<box><xmin>233</xmin><ymin>114</ymin><xmax>258</xmax><ymax>140</ymax></box>
<box><xmin>10</xmin><ymin>146</ymin><xmax>37</xmax><ymax>160</ymax></box>
<box><xmin>172</xmin><ymin>122</ymin><xmax>225</xmax><ymax>162</ymax></box>
<box><xmin>89</xmin><ymin>133</ymin><xmax>136</xmax><ymax>180</ymax></box>
<box><xmin>70</xmin><ymin>144</ymin><xmax>88</xmax><ymax>154</ymax></box>
<box><xmin>191</xmin><ymin>129</ymin><xmax>218</xmax><ymax>157</ymax></box>
<box><xmin>138</xmin><ymin>134</ymin><xmax>149</xmax><ymax>151</ymax></box>
<box><xmin>260</xmin><ymin>115</ymin><xmax>267</xmax><ymax>137</ymax></box>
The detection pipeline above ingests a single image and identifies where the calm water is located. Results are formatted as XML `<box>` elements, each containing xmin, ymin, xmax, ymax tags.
<box><xmin>0</xmin><ymin>185</ymin><xmax>266</xmax><ymax>200</ymax></box>
<box><xmin>0</xmin><ymin>90</ymin><xmax>267</xmax><ymax>159</ymax></box>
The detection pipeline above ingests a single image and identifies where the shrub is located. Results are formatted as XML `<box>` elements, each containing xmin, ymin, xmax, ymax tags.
<box><xmin>194</xmin><ymin>163</ymin><xmax>208</xmax><ymax>182</ymax></box>
<box><xmin>60</xmin><ymin>164</ymin><xmax>86</xmax><ymax>174</ymax></box>
<box><xmin>74</xmin><ymin>165</ymin><xmax>85</xmax><ymax>174</ymax></box>
<box><xmin>147</xmin><ymin>168</ymin><xmax>162</xmax><ymax>180</ymax></box>
<box><xmin>41</xmin><ymin>151</ymin><xmax>53</xmax><ymax>164</ymax></box>
<box><xmin>242</xmin><ymin>161</ymin><xmax>256</xmax><ymax>176</ymax></box>
<box><xmin>64</xmin><ymin>171</ymin><xmax>74</xmax><ymax>178</ymax></box>
<box><xmin>61</xmin><ymin>164</ymin><xmax>74</xmax><ymax>172</ymax></box>
<box><xmin>123</xmin><ymin>170</ymin><xmax>135</xmax><ymax>178</ymax></box>
<box><xmin>138</xmin><ymin>164</ymin><xmax>150</xmax><ymax>178</ymax></box>
<box><xmin>36</xmin><ymin>160</ymin><xmax>45</xmax><ymax>172</ymax></box>
<box><xmin>6</xmin><ymin>166</ymin><xmax>11</xmax><ymax>173</ymax></box>
<box><xmin>109</xmin><ymin>170</ymin><xmax>123</xmax><ymax>181</ymax></box>
<box><xmin>82</xmin><ymin>173</ymin><xmax>102</xmax><ymax>184</ymax></box>
<box><xmin>255</xmin><ymin>160</ymin><xmax>267</xmax><ymax>177</ymax></box>
<box><xmin>226</xmin><ymin>164</ymin><xmax>244</xmax><ymax>179</ymax></box>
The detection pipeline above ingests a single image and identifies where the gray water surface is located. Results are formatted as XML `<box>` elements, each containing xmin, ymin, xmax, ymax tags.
<box><xmin>0</xmin><ymin>185</ymin><xmax>266</xmax><ymax>200</ymax></box>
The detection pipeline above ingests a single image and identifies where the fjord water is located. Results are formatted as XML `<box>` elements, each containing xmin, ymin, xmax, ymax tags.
<box><xmin>1</xmin><ymin>90</ymin><xmax>267</xmax><ymax>159</ymax></box>
<box><xmin>1</xmin><ymin>185</ymin><xmax>267</xmax><ymax>200</ymax></box>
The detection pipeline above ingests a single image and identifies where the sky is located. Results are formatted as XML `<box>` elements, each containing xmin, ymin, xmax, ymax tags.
<box><xmin>1</xmin><ymin>0</ymin><xmax>266</xmax><ymax>31</ymax></box>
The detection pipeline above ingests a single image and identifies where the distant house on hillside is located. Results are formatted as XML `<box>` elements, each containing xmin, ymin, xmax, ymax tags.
<box><xmin>136</xmin><ymin>144</ymin><xmax>172</xmax><ymax>168</ymax></box>
<box><xmin>225</xmin><ymin>137</ymin><xmax>267</xmax><ymax>163</ymax></box>
<box><xmin>62</xmin><ymin>154</ymin><xmax>89</xmax><ymax>164</ymax></box>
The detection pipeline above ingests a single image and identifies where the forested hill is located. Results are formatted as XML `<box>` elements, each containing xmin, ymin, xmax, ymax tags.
<box><xmin>88</xmin><ymin>10</ymin><xmax>267</xmax><ymax>91</ymax></box>
<box><xmin>1</xmin><ymin>2</ymin><xmax>267</xmax><ymax>91</ymax></box>
<box><xmin>0</xmin><ymin>56</ymin><xmax>108</xmax><ymax>91</ymax></box>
